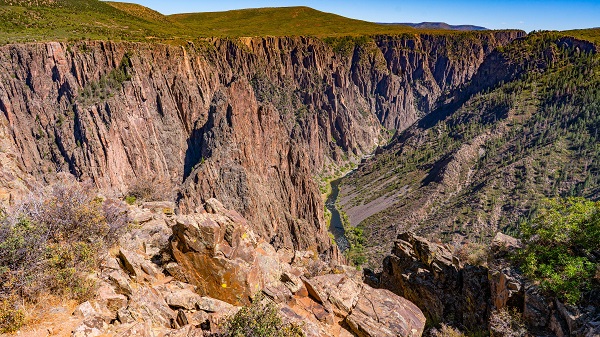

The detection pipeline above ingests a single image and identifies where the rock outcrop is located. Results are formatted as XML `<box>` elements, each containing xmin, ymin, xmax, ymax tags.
<box><xmin>170</xmin><ymin>198</ymin><xmax>282</xmax><ymax>305</ymax></box>
<box><xmin>378</xmin><ymin>232</ymin><xmax>600</xmax><ymax>336</ymax></box>
<box><xmin>0</xmin><ymin>32</ymin><xmax>523</xmax><ymax>257</ymax></box>
<box><xmin>65</xmin><ymin>199</ymin><xmax>426</xmax><ymax>337</ymax></box>
<box><xmin>379</xmin><ymin>232</ymin><xmax>489</xmax><ymax>330</ymax></box>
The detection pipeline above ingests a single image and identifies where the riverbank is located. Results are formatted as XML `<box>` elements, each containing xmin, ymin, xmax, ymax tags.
<box><xmin>325</xmin><ymin>177</ymin><xmax>349</xmax><ymax>251</ymax></box>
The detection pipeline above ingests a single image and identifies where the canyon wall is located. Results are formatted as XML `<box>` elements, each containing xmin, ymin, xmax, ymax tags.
<box><xmin>0</xmin><ymin>31</ymin><xmax>523</xmax><ymax>255</ymax></box>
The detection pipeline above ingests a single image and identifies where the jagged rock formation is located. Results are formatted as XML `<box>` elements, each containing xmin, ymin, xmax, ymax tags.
<box><xmin>378</xmin><ymin>232</ymin><xmax>489</xmax><ymax>330</ymax></box>
<box><xmin>66</xmin><ymin>199</ymin><xmax>426</xmax><ymax>337</ymax></box>
<box><xmin>0</xmin><ymin>31</ymin><xmax>522</xmax><ymax>256</ymax></box>
<box><xmin>376</xmin><ymin>232</ymin><xmax>600</xmax><ymax>336</ymax></box>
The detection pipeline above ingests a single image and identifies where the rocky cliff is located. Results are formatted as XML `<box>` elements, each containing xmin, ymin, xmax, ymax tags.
<box><xmin>49</xmin><ymin>198</ymin><xmax>427</xmax><ymax>337</ymax></box>
<box><xmin>374</xmin><ymin>232</ymin><xmax>600</xmax><ymax>336</ymax></box>
<box><xmin>0</xmin><ymin>31</ymin><xmax>523</xmax><ymax>256</ymax></box>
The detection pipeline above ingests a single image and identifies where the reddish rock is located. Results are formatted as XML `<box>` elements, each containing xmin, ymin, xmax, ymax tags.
<box><xmin>346</xmin><ymin>288</ymin><xmax>426</xmax><ymax>337</ymax></box>
<box><xmin>170</xmin><ymin>201</ymin><xmax>282</xmax><ymax>306</ymax></box>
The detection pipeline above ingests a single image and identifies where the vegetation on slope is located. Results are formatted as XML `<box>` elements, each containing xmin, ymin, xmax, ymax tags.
<box><xmin>340</xmin><ymin>31</ymin><xmax>600</xmax><ymax>265</ymax></box>
<box><xmin>0</xmin><ymin>0</ymin><xmax>517</xmax><ymax>44</ymax></box>
<box><xmin>516</xmin><ymin>197</ymin><xmax>600</xmax><ymax>304</ymax></box>
<box><xmin>170</xmin><ymin>6</ymin><xmax>420</xmax><ymax>38</ymax></box>
<box><xmin>565</xmin><ymin>27</ymin><xmax>600</xmax><ymax>45</ymax></box>
<box><xmin>106</xmin><ymin>1</ymin><xmax>173</xmax><ymax>24</ymax></box>
<box><xmin>0</xmin><ymin>176</ymin><xmax>128</xmax><ymax>332</ymax></box>
<box><xmin>0</xmin><ymin>0</ymin><xmax>183</xmax><ymax>43</ymax></box>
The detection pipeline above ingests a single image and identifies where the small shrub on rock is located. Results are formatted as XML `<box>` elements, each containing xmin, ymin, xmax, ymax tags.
<box><xmin>223</xmin><ymin>294</ymin><xmax>304</xmax><ymax>337</ymax></box>
<box><xmin>454</xmin><ymin>242</ymin><xmax>490</xmax><ymax>267</ymax></box>
<box><xmin>489</xmin><ymin>308</ymin><xmax>526</xmax><ymax>337</ymax></box>
<box><xmin>428</xmin><ymin>324</ymin><xmax>466</xmax><ymax>337</ymax></box>
<box><xmin>127</xmin><ymin>176</ymin><xmax>173</xmax><ymax>202</ymax></box>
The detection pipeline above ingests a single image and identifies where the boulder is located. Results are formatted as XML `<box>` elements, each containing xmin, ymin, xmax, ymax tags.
<box><xmin>164</xmin><ymin>288</ymin><xmax>203</xmax><ymax>310</ymax></box>
<box><xmin>164</xmin><ymin>262</ymin><xmax>190</xmax><ymax>283</ymax></box>
<box><xmin>119</xmin><ymin>217</ymin><xmax>172</xmax><ymax>257</ymax></box>
<box><xmin>346</xmin><ymin>287</ymin><xmax>426</xmax><ymax>337</ymax></box>
<box><xmin>142</xmin><ymin>201</ymin><xmax>176</xmax><ymax>215</ymax></box>
<box><xmin>72</xmin><ymin>317</ymin><xmax>107</xmax><ymax>337</ymax></box>
<box><xmin>170</xmin><ymin>205</ymin><xmax>280</xmax><ymax>306</ymax></box>
<box><xmin>96</xmin><ymin>282</ymin><xmax>128</xmax><ymax>315</ymax></box>
<box><xmin>118</xmin><ymin>248</ymin><xmax>160</xmax><ymax>280</ymax></box>
<box><xmin>196</xmin><ymin>296</ymin><xmax>238</xmax><ymax>314</ymax></box>
<box><xmin>107</xmin><ymin>270</ymin><xmax>133</xmax><ymax>296</ymax></box>
<box><xmin>488</xmin><ymin>267</ymin><xmax>524</xmax><ymax>311</ymax></box>
<box><xmin>278</xmin><ymin>304</ymin><xmax>326</xmax><ymax>337</ymax></box>
<box><xmin>281</xmin><ymin>271</ymin><xmax>304</xmax><ymax>294</ymax></box>
<box><xmin>129</xmin><ymin>208</ymin><xmax>154</xmax><ymax>224</ymax></box>
<box><xmin>491</xmin><ymin>232</ymin><xmax>522</xmax><ymax>259</ymax></box>
<box><xmin>262</xmin><ymin>284</ymin><xmax>293</xmax><ymax>304</ymax></box>
<box><xmin>294</xmin><ymin>296</ymin><xmax>335</xmax><ymax>325</ymax></box>
<box><xmin>306</xmin><ymin>273</ymin><xmax>362</xmax><ymax>316</ymax></box>
<box><xmin>127</xmin><ymin>287</ymin><xmax>177</xmax><ymax>328</ymax></box>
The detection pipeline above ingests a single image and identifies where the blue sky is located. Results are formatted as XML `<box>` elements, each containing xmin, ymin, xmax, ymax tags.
<box><xmin>129</xmin><ymin>0</ymin><xmax>599</xmax><ymax>32</ymax></box>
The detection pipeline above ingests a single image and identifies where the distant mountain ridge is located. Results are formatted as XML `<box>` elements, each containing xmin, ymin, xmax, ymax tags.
<box><xmin>381</xmin><ymin>22</ymin><xmax>488</xmax><ymax>31</ymax></box>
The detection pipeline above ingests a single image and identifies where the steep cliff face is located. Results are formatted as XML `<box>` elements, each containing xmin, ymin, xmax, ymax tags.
<box><xmin>0</xmin><ymin>31</ymin><xmax>522</xmax><ymax>255</ymax></box>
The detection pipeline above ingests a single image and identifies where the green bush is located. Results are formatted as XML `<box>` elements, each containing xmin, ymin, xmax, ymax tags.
<box><xmin>345</xmin><ymin>226</ymin><xmax>367</xmax><ymax>267</ymax></box>
<box><xmin>0</xmin><ymin>297</ymin><xmax>24</xmax><ymax>334</ymax></box>
<box><xmin>0</xmin><ymin>176</ymin><xmax>128</xmax><ymax>302</ymax></box>
<box><xmin>339</xmin><ymin>210</ymin><xmax>367</xmax><ymax>268</ymax></box>
<box><xmin>516</xmin><ymin>197</ymin><xmax>599</xmax><ymax>303</ymax></box>
<box><xmin>224</xmin><ymin>294</ymin><xmax>304</xmax><ymax>337</ymax></box>
<box><xmin>125</xmin><ymin>195</ymin><xmax>137</xmax><ymax>205</ymax></box>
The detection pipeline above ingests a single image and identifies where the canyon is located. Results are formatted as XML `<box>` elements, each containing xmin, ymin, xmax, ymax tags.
<box><xmin>0</xmin><ymin>3</ymin><xmax>598</xmax><ymax>335</ymax></box>
<box><xmin>0</xmin><ymin>31</ymin><xmax>523</xmax><ymax>258</ymax></box>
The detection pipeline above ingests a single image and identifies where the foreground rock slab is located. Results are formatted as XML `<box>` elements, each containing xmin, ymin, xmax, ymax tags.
<box><xmin>347</xmin><ymin>288</ymin><xmax>426</xmax><ymax>337</ymax></box>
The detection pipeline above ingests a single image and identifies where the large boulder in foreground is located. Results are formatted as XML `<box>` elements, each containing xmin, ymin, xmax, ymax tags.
<box><xmin>66</xmin><ymin>200</ymin><xmax>427</xmax><ymax>337</ymax></box>
<box><xmin>347</xmin><ymin>288</ymin><xmax>425</xmax><ymax>337</ymax></box>
<box><xmin>170</xmin><ymin>198</ymin><xmax>282</xmax><ymax>306</ymax></box>
<box><xmin>276</xmin><ymin>271</ymin><xmax>426</xmax><ymax>337</ymax></box>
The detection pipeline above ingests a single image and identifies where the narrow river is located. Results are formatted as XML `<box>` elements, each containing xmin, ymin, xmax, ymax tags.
<box><xmin>325</xmin><ymin>177</ymin><xmax>349</xmax><ymax>251</ymax></box>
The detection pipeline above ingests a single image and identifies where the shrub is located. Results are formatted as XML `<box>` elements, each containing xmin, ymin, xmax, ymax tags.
<box><xmin>45</xmin><ymin>241</ymin><xmax>98</xmax><ymax>301</ymax></box>
<box><xmin>125</xmin><ymin>195</ymin><xmax>137</xmax><ymax>205</ymax></box>
<box><xmin>454</xmin><ymin>242</ymin><xmax>489</xmax><ymax>267</ymax></box>
<box><xmin>0</xmin><ymin>296</ymin><xmax>24</xmax><ymax>334</ymax></box>
<box><xmin>489</xmin><ymin>308</ymin><xmax>527</xmax><ymax>337</ymax></box>
<box><xmin>428</xmin><ymin>324</ymin><xmax>466</xmax><ymax>337</ymax></box>
<box><xmin>341</xmin><ymin>211</ymin><xmax>367</xmax><ymax>268</ymax></box>
<box><xmin>223</xmin><ymin>294</ymin><xmax>304</xmax><ymax>337</ymax></box>
<box><xmin>0</xmin><ymin>176</ymin><xmax>128</xmax><ymax>302</ymax></box>
<box><xmin>127</xmin><ymin>177</ymin><xmax>173</xmax><ymax>202</ymax></box>
<box><xmin>516</xmin><ymin>197</ymin><xmax>599</xmax><ymax>303</ymax></box>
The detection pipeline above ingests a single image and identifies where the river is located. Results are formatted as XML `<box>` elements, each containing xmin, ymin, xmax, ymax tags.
<box><xmin>325</xmin><ymin>177</ymin><xmax>350</xmax><ymax>251</ymax></box>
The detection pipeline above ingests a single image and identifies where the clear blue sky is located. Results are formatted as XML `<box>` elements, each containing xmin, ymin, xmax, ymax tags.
<box><xmin>127</xmin><ymin>0</ymin><xmax>599</xmax><ymax>32</ymax></box>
